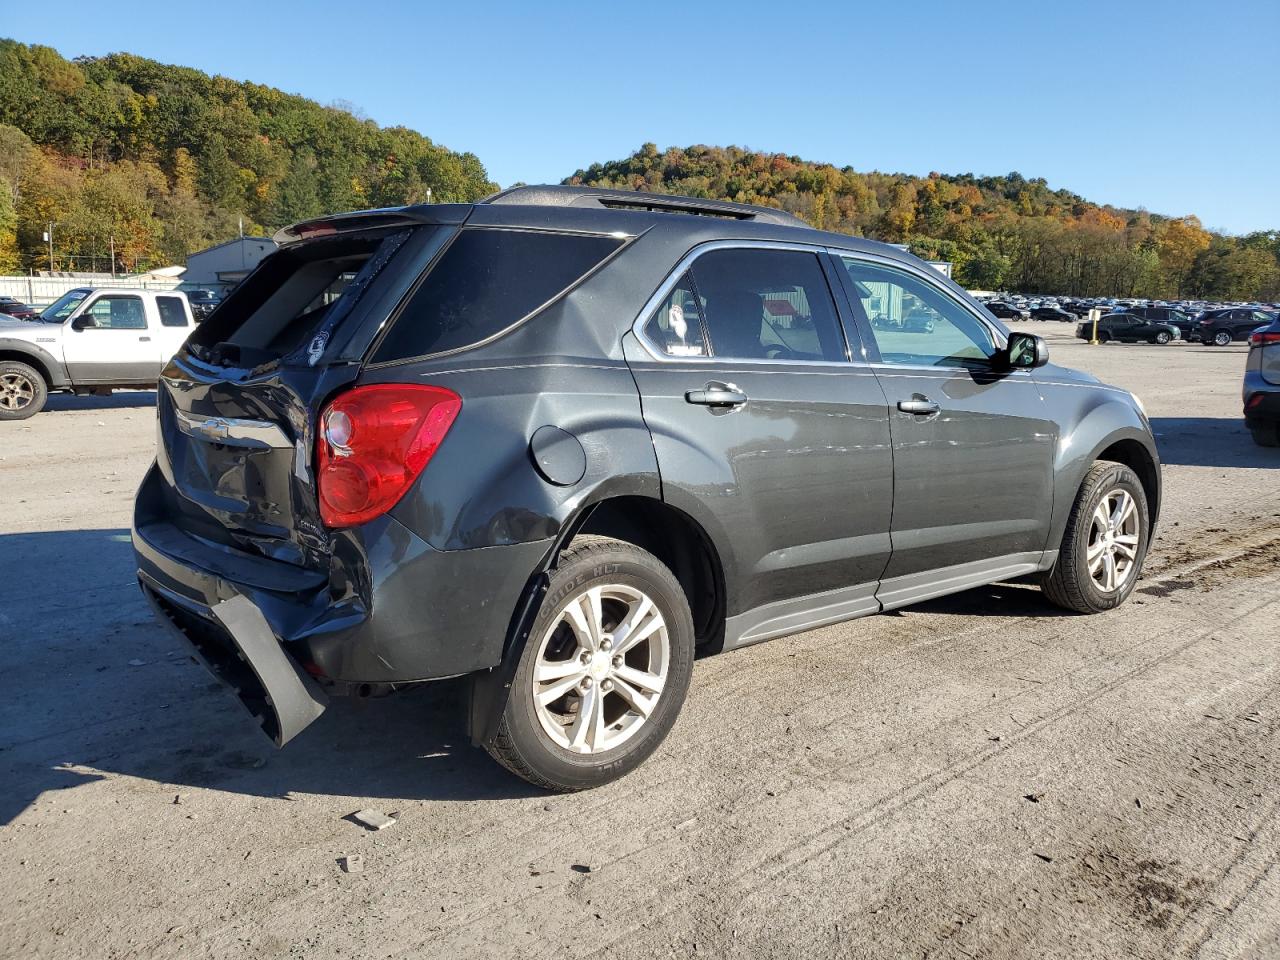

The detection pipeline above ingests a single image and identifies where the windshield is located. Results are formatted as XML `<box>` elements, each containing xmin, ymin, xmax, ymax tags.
<box><xmin>39</xmin><ymin>289</ymin><xmax>90</xmax><ymax>322</ymax></box>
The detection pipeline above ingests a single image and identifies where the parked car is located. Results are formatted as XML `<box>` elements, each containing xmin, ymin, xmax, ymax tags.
<box><xmin>1077</xmin><ymin>313</ymin><xmax>1180</xmax><ymax>344</ymax></box>
<box><xmin>1127</xmin><ymin>305</ymin><xmax>1194</xmax><ymax>332</ymax></box>
<box><xmin>1243</xmin><ymin>318</ymin><xmax>1280</xmax><ymax>447</ymax></box>
<box><xmin>0</xmin><ymin>297</ymin><xmax>38</xmax><ymax>320</ymax></box>
<box><xmin>985</xmin><ymin>300</ymin><xmax>1030</xmax><ymax>320</ymax></box>
<box><xmin>131</xmin><ymin>186</ymin><xmax>1161</xmax><ymax>791</ymax></box>
<box><xmin>184</xmin><ymin>288</ymin><xmax>223</xmax><ymax>321</ymax></box>
<box><xmin>1031</xmin><ymin>305</ymin><xmax>1079</xmax><ymax>323</ymax></box>
<box><xmin>1191</xmin><ymin>308</ymin><xmax>1276</xmax><ymax>345</ymax></box>
<box><xmin>0</xmin><ymin>288</ymin><xmax>194</xmax><ymax>419</ymax></box>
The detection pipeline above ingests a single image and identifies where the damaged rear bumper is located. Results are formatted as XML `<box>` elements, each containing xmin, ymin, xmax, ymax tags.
<box><xmin>142</xmin><ymin>581</ymin><xmax>327</xmax><ymax>746</ymax></box>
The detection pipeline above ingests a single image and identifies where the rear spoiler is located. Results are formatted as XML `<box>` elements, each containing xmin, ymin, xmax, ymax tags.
<box><xmin>274</xmin><ymin>204</ymin><xmax>472</xmax><ymax>245</ymax></box>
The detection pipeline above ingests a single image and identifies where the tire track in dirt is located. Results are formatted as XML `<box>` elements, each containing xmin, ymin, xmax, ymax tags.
<box><xmin>573</xmin><ymin>589</ymin><xmax>1278</xmax><ymax>960</ymax></box>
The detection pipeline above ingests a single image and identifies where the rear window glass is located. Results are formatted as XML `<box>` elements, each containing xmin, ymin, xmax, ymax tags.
<box><xmin>371</xmin><ymin>228</ymin><xmax>622</xmax><ymax>362</ymax></box>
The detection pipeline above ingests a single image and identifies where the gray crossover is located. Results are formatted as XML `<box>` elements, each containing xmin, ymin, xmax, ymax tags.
<box><xmin>132</xmin><ymin>186</ymin><xmax>1162</xmax><ymax>790</ymax></box>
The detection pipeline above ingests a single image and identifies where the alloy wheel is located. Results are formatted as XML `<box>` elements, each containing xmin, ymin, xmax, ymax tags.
<box><xmin>0</xmin><ymin>372</ymin><xmax>35</xmax><ymax>412</ymax></box>
<box><xmin>1087</xmin><ymin>489</ymin><xmax>1141</xmax><ymax>593</ymax></box>
<box><xmin>531</xmin><ymin>584</ymin><xmax>669</xmax><ymax>755</ymax></box>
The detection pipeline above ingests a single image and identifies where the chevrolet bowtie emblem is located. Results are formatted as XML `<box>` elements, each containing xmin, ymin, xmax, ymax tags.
<box><xmin>193</xmin><ymin>417</ymin><xmax>231</xmax><ymax>440</ymax></box>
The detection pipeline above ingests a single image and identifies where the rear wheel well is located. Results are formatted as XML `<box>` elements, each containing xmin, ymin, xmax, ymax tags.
<box><xmin>0</xmin><ymin>350</ymin><xmax>52</xmax><ymax>388</ymax></box>
<box><xmin>1097</xmin><ymin>439</ymin><xmax>1160</xmax><ymax>525</ymax></box>
<box><xmin>564</xmin><ymin>497</ymin><xmax>724</xmax><ymax>650</ymax></box>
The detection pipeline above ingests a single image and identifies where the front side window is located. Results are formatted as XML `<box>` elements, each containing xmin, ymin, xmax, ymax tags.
<box><xmin>156</xmin><ymin>296</ymin><xmax>189</xmax><ymax>328</ymax></box>
<box><xmin>83</xmin><ymin>295</ymin><xmax>147</xmax><ymax>330</ymax></box>
<box><xmin>840</xmin><ymin>257</ymin><xmax>997</xmax><ymax>367</ymax></box>
<box><xmin>372</xmin><ymin>228</ymin><xmax>623</xmax><ymax>362</ymax></box>
<box><xmin>643</xmin><ymin>272</ymin><xmax>708</xmax><ymax>357</ymax></box>
<box><xmin>688</xmin><ymin>248</ymin><xmax>845</xmax><ymax>362</ymax></box>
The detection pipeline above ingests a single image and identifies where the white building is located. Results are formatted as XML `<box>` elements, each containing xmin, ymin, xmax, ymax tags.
<box><xmin>184</xmin><ymin>237</ymin><xmax>277</xmax><ymax>293</ymax></box>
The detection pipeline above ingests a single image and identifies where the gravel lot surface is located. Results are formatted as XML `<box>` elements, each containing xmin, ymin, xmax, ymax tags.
<box><xmin>2</xmin><ymin>325</ymin><xmax>1277</xmax><ymax>959</ymax></box>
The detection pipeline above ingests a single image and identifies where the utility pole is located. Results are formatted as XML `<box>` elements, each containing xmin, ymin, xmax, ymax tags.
<box><xmin>110</xmin><ymin>235</ymin><xmax>116</xmax><ymax>278</ymax></box>
<box><xmin>426</xmin><ymin>187</ymin><xmax>432</xmax><ymax>203</ymax></box>
<box><xmin>44</xmin><ymin>222</ymin><xmax>55</xmax><ymax>273</ymax></box>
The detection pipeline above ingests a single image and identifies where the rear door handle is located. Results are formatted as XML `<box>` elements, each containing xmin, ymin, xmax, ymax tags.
<box><xmin>686</xmin><ymin>383</ymin><xmax>748</xmax><ymax>407</ymax></box>
<box><xmin>139</xmin><ymin>336</ymin><xmax>151</xmax><ymax>342</ymax></box>
<box><xmin>897</xmin><ymin>398</ymin><xmax>940</xmax><ymax>415</ymax></box>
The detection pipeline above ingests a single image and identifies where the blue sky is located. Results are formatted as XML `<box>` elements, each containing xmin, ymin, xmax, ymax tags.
<box><xmin>4</xmin><ymin>0</ymin><xmax>1277</xmax><ymax>233</ymax></box>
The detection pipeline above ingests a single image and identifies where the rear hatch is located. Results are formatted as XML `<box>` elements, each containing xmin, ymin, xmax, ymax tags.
<box><xmin>149</xmin><ymin>223</ymin><xmax>452</xmax><ymax>570</ymax></box>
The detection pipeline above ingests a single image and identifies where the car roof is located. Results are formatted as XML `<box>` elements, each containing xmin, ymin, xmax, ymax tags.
<box><xmin>272</xmin><ymin>184</ymin><xmax>922</xmax><ymax>267</ymax></box>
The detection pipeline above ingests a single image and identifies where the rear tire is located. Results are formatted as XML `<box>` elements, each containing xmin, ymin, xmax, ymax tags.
<box><xmin>1248</xmin><ymin>421</ymin><xmax>1280</xmax><ymax>447</ymax></box>
<box><xmin>1041</xmin><ymin>461</ymin><xmax>1150</xmax><ymax>614</ymax></box>
<box><xmin>484</xmin><ymin>536</ymin><xmax>695</xmax><ymax>791</ymax></box>
<box><xmin>0</xmin><ymin>361</ymin><xmax>47</xmax><ymax>420</ymax></box>
<box><xmin>1212</xmin><ymin>330</ymin><xmax>1232</xmax><ymax>346</ymax></box>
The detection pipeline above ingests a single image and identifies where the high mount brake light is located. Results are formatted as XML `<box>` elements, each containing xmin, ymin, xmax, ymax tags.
<box><xmin>316</xmin><ymin>384</ymin><xmax>461</xmax><ymax>528</ymax></box>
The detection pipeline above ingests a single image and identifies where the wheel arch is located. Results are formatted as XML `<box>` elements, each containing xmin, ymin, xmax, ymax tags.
<box><xmin>545</xmin><ymin>495</ymin><xmax>726</xmax><ymax>652</ymax></box>
<box><xmin>1050</xmin><ymin>401</ymin><xmax>1162</xmax><ymax>550</ymax></box>
<box><xmin>0</xmin><ymin>346</ymin><xmax>60</xmax><ymax>389</ymax></box>
<box><xmin>469</xmin><ymin>492</ymin><xmax>728</xmax><ymax>746</ymax></box>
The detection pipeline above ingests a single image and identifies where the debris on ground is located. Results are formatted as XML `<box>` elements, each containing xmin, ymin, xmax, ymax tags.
<box><xmin>340</xmin><ymin>855</ymin><xmax>363</xmax><ymax>874</ymax></box>
<box><xmin>127</xmin><ymin>659</ymin><xmax>146</xmax><ymax>666</ymax></box>
<box><xmin>1023</xmin><ymin>793</ymin><xmax>1043</xmax><ymax>803</ymax></box>
<box><xmin>349</xmin><ymin>808</ymin><xmax>396</xmax><ymax>831</ymax></box>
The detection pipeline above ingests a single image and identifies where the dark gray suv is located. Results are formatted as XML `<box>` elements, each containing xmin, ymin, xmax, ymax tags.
<box><xmin>133</xmin><ymin>186</ymin><xmax>1162</xmax><ymax>790</ymax></box>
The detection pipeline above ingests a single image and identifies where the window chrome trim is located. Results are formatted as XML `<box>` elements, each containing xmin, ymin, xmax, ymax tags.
<box><xmin>630</xmin><ymin>239</ymin><xmax>860</xmax><ymax>366</ymax></box>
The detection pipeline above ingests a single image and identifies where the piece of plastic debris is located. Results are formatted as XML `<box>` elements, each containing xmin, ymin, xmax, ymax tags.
<box><xmin>351</xmin><ymin>808</ymin><xmax>396</xmax><ymax>831</ymax></box>
<box><xmin>128</xmin><ymin>659</ymin><xmax>146</xmax><ymax>666</ymax></box>
<box><xmin>340</xmin><ymin>855</ymin><xmax>363</xmax><ymax>873</ymax></box>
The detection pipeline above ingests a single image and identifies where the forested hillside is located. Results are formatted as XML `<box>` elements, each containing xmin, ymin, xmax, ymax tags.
<box><xmin>0</xmin><ymin>39</ymin><xmax>496</xmax><ymax>273</ymax></box>
<box><xmin>1</xmin><ymin>37</ymin><xmax>1276</xmax><ymax>300</ymax></box>
<box><xmin>567</xmin><ymin>144</ymin><xmax>1280</xmax><ymax>299</ymax></box>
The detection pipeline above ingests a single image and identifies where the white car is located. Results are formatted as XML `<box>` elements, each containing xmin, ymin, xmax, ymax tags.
<box><xmin>0</xmin><ymin>287</ymin><xmax>194</xmax><ymax>419</ymax></box>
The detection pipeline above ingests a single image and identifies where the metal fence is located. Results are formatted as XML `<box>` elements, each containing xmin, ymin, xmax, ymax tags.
<box><xmin>0</xmin><ymin>274</ymin><xmax>183</xmax><ymax>307</ymax></box>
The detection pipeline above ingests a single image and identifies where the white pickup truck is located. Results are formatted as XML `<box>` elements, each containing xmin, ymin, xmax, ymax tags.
<box><xmin>0</xmin><ymin>287</ymin><xmax>194</xmax><ymax>419</ymax></box>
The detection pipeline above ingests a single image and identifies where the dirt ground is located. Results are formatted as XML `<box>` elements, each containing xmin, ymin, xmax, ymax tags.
<box><xmin>2</xmin><ymin>325</ymin><xmax>1278</xmax><ymax>960</ymax></box>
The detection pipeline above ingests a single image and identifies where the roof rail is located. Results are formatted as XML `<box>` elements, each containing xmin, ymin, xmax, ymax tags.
<box><xmin>483</xmin><ymin>185</ymin><xmax>807</xmax><ymax>227</ymax></box>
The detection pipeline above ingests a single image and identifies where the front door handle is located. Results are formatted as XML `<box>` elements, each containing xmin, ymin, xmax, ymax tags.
<box><xmin>898</xmin><ymin>397</ymin><xmax>940</xmax><ymax>415</ymax></box>
<box><xmin>686</xmin><ymin>382</ymin><xmax>748</xmax><ymax>407</ymax></box>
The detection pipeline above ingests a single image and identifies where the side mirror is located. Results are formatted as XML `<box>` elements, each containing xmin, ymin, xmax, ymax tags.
<box><xmin>1005</xmin><ymin>331</ymin><xmax>1048</xmax><ymax>369</ymax></box>
<box><xmin>70</xmin><ymin>314</ymin><xmax>95</xmax><ymax>331</ymax></box>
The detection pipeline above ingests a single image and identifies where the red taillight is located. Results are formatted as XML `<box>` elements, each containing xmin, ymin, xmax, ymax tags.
<box><xmin>1249</xmin><ymin>331</ymin><xmax>1280</xmax><ymax>346</ymax></box>
<box><xmin>316</xmin><ymin>384</ymin><xmax>461</xmax><ymax>528</ymax></box>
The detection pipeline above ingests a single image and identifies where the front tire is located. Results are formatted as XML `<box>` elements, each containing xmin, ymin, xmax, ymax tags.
<box><xmin>1041</xmin><ymin>461</ymin><xmax>1150</xmax><ymax>614</ymax></box>
<box><xmin>484</xmin><ymin>536</ymin><xmax>695</xmax><ymax>791</ymax></box>
<box><xmin>0</xmin><ymin>361</ymin><xmax>47</xmax><ymax>420</ymax></box>
<box><xmin>1154</xmin><ymin>331</ymin><xmax>1171</xmax><ymax>345</ymax></box>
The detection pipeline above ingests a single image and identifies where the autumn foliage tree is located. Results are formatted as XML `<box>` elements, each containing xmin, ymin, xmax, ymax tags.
<box><xmin>567</xmin><ymin>144</ymin><xmax>1280</xmax><ymax>299</ymax></box>
<box><xmin>0</xmin><ymin>39</ymin><xmax>496</xmax><ymax>274</ymax></box>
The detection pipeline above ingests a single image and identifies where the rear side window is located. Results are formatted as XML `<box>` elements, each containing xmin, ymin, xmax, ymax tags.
<box><xmin>643</xmin><ymin>273</ymin><xmax>709</xmax><ymax>357</ymax></box>
<box><xmin>372</xmin><ymin>229</ymin><xmax>623</xmax><ymax>362</ymax></box>
<box><xmin>690</xmin><ymin>248</ymin><xmax>846</xmax><ymax>362</ymax></box>
<box><xmin>156</xmin><ymin>296</ymin><xmax>189</xmax><ymax>328</ymax></box>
